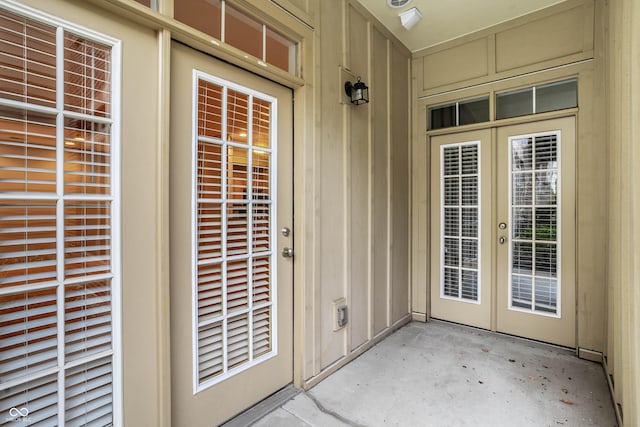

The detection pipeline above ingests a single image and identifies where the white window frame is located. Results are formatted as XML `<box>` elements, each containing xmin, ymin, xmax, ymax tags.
<box><xmin>507</xmin><ymin>130</ymin><xmax>562</xmax><ymax>319</ymax></box>
<box><xmin>191</xmin><ymin>70</ymin><xmax>278</xmax><ymax>393</ymax></box>
<box><xmin>439</xmin><ymin>140</ymin><xmax>482</xmax><ymax>305</ymax></box>
<box><xmin>0</xmin><ymin>1</ymin><xmax>122</xmax><ymax>425</ymax></box>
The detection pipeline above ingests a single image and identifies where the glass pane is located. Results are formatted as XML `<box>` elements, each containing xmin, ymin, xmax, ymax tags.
<box><xmin>64</xmin><ymin>202</ymin><xmax>111</xmax><ymax>279</ymax></box>
<box><xmin>443</xmin><ymin>146</ymin><xmax>459</xmax><ymax>175</ymax></box>
<box><xmin>496</xmin><ymin>87</ymin><xmax>533</xmax><ymax>119</ymax></box>
<box><xmin>64</xmin><ymin>33</ymin><xmax>111</xmax><ymax>118</ymax></box>
<box><xmin>266</xmin><ymin>28</ymin><xmax>296</xmax><ymax>74</ymax></box>
<box><xmin>0</xmin><ymin>201</ymin><xmax>57</xmax><ymax>289</ymax></box>
<box><xmin>444</xmin><ymin>208</ymin><xmax>459</xmax><ymax>237</ymax></box>
<box><xmin>443</xmin><ymin>267</ymin><xmax>458</xmax><ymax>297</ymax></box>
<box><xmin>513</xmin><ymin>173</ymin><xmax>533</xmax><ymax>206</ymax></box>
<box><xmin>0</xmin><ymin>10</ymin><xmax>57</xmax><ymax>108</ymax></box>
<box><xmin>534</xmin><ymin>277</ymin><xmax>557</xmax><ymax>312</ymax></box>
<box><xmin>227</xmin><ymin>90</ymin><xmax>249</xmax><ymax>143</ymax></box>
<box><xmin>461</xmin><ymin>270</ymin><xmax>478</xmax><ymax>301</ymax></box>
<box><xmin>512</xmin><ymin>275</ymin><xmax>532</xmax><ymax>309</ymax></box>
<box><xmin>461</xmin><ymin>208</ymin><xmax>477</xmax><ymax>238</ymax></box>
<box><xmin>512</xmin><ymin>207</ymin><xmax>532</xmax><ymax>240</ymax></box>
<box><xmin>512</xmin><ymin>242</ymin><xmax>533</xmax><ymax>275</ymax></box>
<box><xmin>252</xmin><ymin>305</ymin><xmax>271</xmax><ymax>357</ymax></box>
<box><xmin>429</xmin><ymin>104</ymin><xmax>456</xmax><ymax>130</ymax></box>
<box><xmin>198</xmin><ymin>81</ymin><xmax>223</xmax><ymax>139</ymax></box>
<box><xmin>227</xmin><ymin>260</ymin><xmax>249</xmax><ymax>313</ymax></box>
<box><xmin>536</xmin><ymin>79</ymin><xmax>577</xmax><ymax>113</ymax></box>
<box><xmin>252</xmin><ymin>98</ymin><xmax>271</xmax><ymax>148</ymax></box>
<box><xmin>459</xmin><ymin>97</ymin><xmax>489</xmax><ymax>126</ymax></box>
<box><xmin>64</xmin><ymin>119</ymin><xmax>111</xmax><ymax>195</ymax></box>
<box><xmin>174</xmin><ymin>0</ymin><xmax>221</xmax><ymax>39</ymax></box>
<box><xmin>225</xmin><ymin>5</ymin><xmax>262</xmax><ymax>60</ymax></box>
<box><xmin>511</xmin><ymin>137</ymin><xmax>533</xmax><ymax>171</ymax></box>
<box><xmin>0</xmin><ymin>107</ymin><xmax>57</xmax><ymax>193</ymax></box>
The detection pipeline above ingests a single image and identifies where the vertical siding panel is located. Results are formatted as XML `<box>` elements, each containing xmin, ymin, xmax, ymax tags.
<box><xmin>318</xmin><ymin>0</ymin><xmax>347</xmax><ymax>369</ymax></box>
<box><xmin>390</xmin><ymin>44</ymin><xmax>411</xmax><ymax>323</ymax></box>
<box><xmin>347</xmin><ymin>5</ymin><xmax>371</xmax><ymax>351</ymax></box>
<box><xmin>372</xmin><ymin>29</ymin><xmax>389</xmax><ymax>335</ymax></box>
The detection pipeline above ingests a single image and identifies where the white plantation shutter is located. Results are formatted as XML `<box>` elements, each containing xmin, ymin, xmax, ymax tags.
<box><xmin>194</xmin><ymin>74</ymin><xmax>277</xmax><ymax>391</ymax></box>
<box><xmin>441</xmin><ymin>142</ymin><xmax>480</xmax><ymax>302</ymax></box>
<box><xmin>0</xmin><ymin>5</ymin><xmax>119</xmax><ymax>425</ymax></box>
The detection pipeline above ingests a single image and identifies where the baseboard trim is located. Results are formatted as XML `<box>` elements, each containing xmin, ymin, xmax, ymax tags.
<box><xmin>220</xmin><ymin>385</ymin><xmax>300</xmax><ymax>427</ymax></box>
<box><xmin>578</xmin><ymin>347</ymin><xmax>603</xmax><ymax>363</ymax></box>
<box><xmin>302</xmin><ymin>314</ymin><xmax>412</xmax><ymax>390</ymax></box>
<box><xmin>412</xmin><ymin>312</ymin><xmax>427</xmax><ymax>322</ymax></box>
<box><xmin>602</xmin><ymin>356</ymin><xmax>624</xmax><ymax>426</ymax></box>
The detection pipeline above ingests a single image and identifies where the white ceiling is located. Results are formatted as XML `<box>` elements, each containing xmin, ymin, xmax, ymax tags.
<box><xmin>357</xmin><ymin>0</ymin><xmax>566</xmax><ymax>52</ymax></box>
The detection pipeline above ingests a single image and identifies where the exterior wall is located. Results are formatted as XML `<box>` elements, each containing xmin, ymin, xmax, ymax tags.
<box><xmin>10</xmin><ymin>0</ymin><xmax>411</xmax><ymax>424</ymax></box>
<box><xmin>604</xmin><ymin>0</ymin><xmax>640</xmax><ymax>424</ymax></box>
<box><xmin>411</xmin><ymin>0</ymin><xmax>608</xmax><ymax>355</ymax></box>
<box><xmin>310</xmin><ymin>0</ymin><xmax>412</xmax><ymax>382</ymax></box>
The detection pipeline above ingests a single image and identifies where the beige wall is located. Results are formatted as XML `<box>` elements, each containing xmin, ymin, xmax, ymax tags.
<box><xmin>411</xmin><ymin>0</ymin><xmax>608</xmax><ymax>354</ymax></box>
<box><xmin>604</xmin><ymin>0</ymin><xmax>640</xmax><ymax>424</ymax></box>
<box><xmin>16</xmin><ymin>0</ymin><xmax>412</xmax><ymax>424</ymax></box>
<box><xmin>309</xmin><ymin>0</ymin><xmax>412</xmax><ymax>382</ymax></box>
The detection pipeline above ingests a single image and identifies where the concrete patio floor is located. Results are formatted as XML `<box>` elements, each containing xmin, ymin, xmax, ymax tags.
<box><xmin>242</xmin><ymin>320</ymin><xmax>616</xmax><ymax>427</ymax></box>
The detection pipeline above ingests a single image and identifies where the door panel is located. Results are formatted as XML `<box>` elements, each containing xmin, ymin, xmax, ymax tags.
<box><xmin>170</xmin><ymin>42</ymin><xmax>293</xmax><ymax>426</ymax></box>
<box><xmin>430</xmin><ymin>117</ymin><xmax>576</xmax><ymax>348</ymax></box>
<box><xmin>496</xmin><ymin>117</ymin><xmax>576</xmax><ymax>347</ymax></box>
<box><xmin>430</xmin><ymin>129</ymin><xmax>492</xmax><ymax>329</ymax></box>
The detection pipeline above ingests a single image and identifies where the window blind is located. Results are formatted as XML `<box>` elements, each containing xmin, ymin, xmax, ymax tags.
<box><xmin>0</xmin><ymin>6</ymin><xmax>118</xmax><ymax>425</ymax></box>
<box><xmin>441</xmin><ymin>143</ymin><xmax>480</xmax><ymax>302</ymax></box>
<box><xmin>510</xmin><ymin>134</ymin><xmax>559</xmax><ymax>315</ymax></box>
<box><xmin>194</xmin><ymin>75</ymin><xmax>276</xmax><ymax>391</ymax></box>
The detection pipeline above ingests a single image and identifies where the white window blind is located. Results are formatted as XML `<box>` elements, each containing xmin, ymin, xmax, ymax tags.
<box><xmin>0</xmin><ymin>5</ymin><xmax>120</xmax><ymax>426</ymax></box>
<box><xmin>194</xmin><ymin>74</ymin><xmax>276</xmax><ymax>392</ymax></box>
<box><xmin>510</xmin><ymin>133</ymin><xmax>560</xmax><ymax>316</ymax></box>
<box><xmin>441</xmin><ymin>142</ymin><xmax>480</xmax><ymax>303</ymax></box>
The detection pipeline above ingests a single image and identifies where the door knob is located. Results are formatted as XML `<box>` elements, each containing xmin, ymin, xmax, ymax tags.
<box><xmin>282</xmin><ymin>247</ymin><xmax>294</xmax><ymax>258</ymax></box>
<box><xmin>499</xmin><ymin>236</ymin><xmax>506</xmax><ymax>245</ymax></box>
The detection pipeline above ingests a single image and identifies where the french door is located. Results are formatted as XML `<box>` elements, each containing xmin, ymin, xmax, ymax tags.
<box><xmin>169</xmin><ymin>42</ymin><xmax>294</xmax><ymax>426</ymax></box>
<box><xmin>430</xmin><ymin>117</ymin><xmax>576</xmax><ymax>347</ymax></box>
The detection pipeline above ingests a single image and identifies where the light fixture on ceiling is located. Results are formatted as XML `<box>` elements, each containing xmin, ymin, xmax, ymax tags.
<box><xmin>344</xmin><ymin>77</ymin><xmax>369</xmax><ymax>105</ymax></box>
<box><xmin>387</xmin><ymin>0</ymin><xmax>411</xmax><ymax>8</ymax></box>
<box><xmin>399</xmin><ymin>7</ymin><xmax>422</xmax><ymax>30</ymax></box>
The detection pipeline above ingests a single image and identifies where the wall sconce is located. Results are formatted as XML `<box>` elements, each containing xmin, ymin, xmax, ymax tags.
<box><xmin>344</xmin><ymin>77</ymin><xmax>369</xmax><ymax>105</ymax></box>
<box><xmin>399</xmin><ymin>7</ymin><xmax>422</xmax><ymax>30</ymax></box>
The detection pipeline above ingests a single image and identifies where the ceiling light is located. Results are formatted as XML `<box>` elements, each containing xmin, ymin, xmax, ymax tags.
<box><xmin>399</xmin><ymin>7</ymin><xmax>422</xmax><ymax>30</ymax></box>
<box><xmin>387</xmin><ymin>0</ymin><xmax>411</xmax><ymax>8</ymax></box>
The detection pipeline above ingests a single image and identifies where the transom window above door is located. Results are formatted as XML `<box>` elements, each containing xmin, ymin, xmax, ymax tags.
<box><xmin>174</xmin><ymin>0</ymin><xmax>298</xmax><ymax>75</ymax></box>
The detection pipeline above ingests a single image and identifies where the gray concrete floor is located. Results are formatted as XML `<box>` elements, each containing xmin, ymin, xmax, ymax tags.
<box><xmin>252</xmin><ymin>321</ymin><xmax>616</xmax><ymax>427</ymax></box>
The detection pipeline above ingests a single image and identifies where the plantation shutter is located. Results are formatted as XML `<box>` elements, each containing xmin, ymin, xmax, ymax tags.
<box><xmin>194</xmin><ymin>75</ymin><xmax>276</xmax><ymax>390</ymax></box>
<box><xmin>441</xmin><ymin>142</ymin><xmax>480</xmax><ymax>302</ymax></box>
<box><xmin>0</xmin><ymin>6</ymin><xmax>119</xmax><ymax>425</ymax></box>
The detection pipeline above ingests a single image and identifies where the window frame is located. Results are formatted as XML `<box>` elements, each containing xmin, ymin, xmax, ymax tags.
<box><xmin>191</xmin><ymin>69</ymin><xmax>279</xmax><ymax>394</ymax></box>
<box><xmin>0</xmin><ymin>2</ymin><xmax>122</xmax><ymax>424</ymax></box>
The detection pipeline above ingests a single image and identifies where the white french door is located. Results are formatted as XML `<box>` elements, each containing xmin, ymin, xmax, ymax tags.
<box><xmin>169</xmin><ymin>42</ymin><xmax>293</xmax><ymax>427</ymax></box>
<box><xmin>430</xmin><ymin>129</ymin><xmax>492</xmax><ymax>330</ymax></box>
<box><xmin>431</xmin><ymin>117</ymin><xmax>576</xmax><ymax>347</ymax></box>
<box><xmin>496</xmin><ymin>117</ymin><xmax>576</xmax><ymax>347</ymax></box>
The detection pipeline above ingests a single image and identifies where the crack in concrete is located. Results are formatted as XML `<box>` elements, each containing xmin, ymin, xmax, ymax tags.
<box><xmin>304</xmin><ymin>392</ymin><xmax>367</xmax><ymax>427</ymax></box>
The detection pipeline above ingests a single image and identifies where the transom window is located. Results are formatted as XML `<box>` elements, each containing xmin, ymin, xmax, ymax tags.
<box><xmin>0</xmin><ymin>5</ymin><xmax>120</xmax><ymax>425</ymax></box>
<box><xmin>175</xmin><ymin>0</ymin><xmax>298</xmax><ymax>75</ymax></box>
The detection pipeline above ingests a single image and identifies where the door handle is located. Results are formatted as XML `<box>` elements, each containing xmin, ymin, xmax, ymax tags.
<box><xmin>282</xmin><ymin>247</ymin><xmax>294</xmax><ymax>258</ymax></box>
<box><xmin>499</xmin><ymin>236</ymin><xmax>506</xmax><ymax>245</ymax></box>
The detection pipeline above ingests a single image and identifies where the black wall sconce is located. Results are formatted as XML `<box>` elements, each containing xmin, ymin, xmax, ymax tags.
<box><xmin>344</xmin><ymin>76</ymin><xmax>369</xmax><ymax>105</ymax></box>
